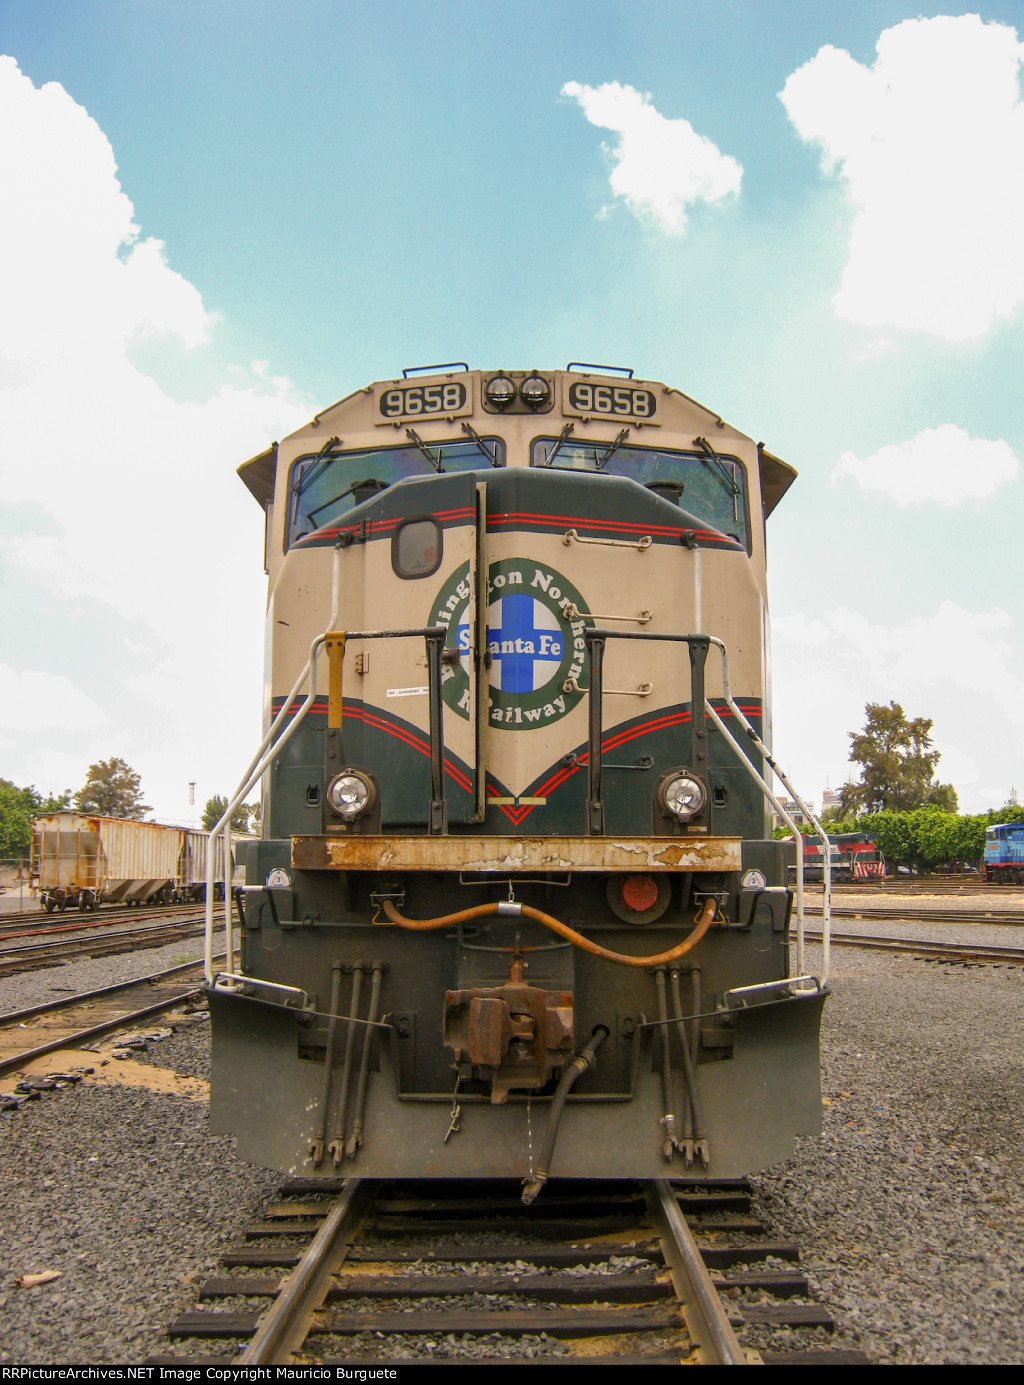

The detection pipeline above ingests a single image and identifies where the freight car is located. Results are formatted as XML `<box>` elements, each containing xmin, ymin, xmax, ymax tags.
<box><xmin>982</xmin><ymin>822</ymin><xmax>1024</xmax><ymax>884</ymax></box>
<box><xmin>204</xmin><ymin>363</ymin><xmax>833</xmax><ymax>1193</ymax></box>
<box><xmin>31</xmin><ymin>813</ymin><xmax>229</xmax><ymax>911</ymax></box>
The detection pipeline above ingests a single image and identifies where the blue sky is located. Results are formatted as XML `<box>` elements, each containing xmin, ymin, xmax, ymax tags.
<box><xmin>1</xmin><ymin>1</ymin><xmax>1022</xmax><ymax>820</ymax></box>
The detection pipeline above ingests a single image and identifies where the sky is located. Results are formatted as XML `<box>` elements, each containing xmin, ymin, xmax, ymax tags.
<box><xmin>1</xmin><ymin>0</ymin><xmax>1022</xmax><ymax>823</ymax></box>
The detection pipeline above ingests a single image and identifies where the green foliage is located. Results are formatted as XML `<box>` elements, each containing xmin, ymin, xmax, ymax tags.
<box><xmin>201</xmin><ymin>794</ymin><xmax>258</xmax><ymax>833</ymax></box>
<box><xmin>0</xmin><ymin>779</ymin><xmax>71</xmax><ymax>860</ymax></box>
<box><xmin>840</xmin><ymin>701</ymin><xmax>957</xmax><ymax>816</ymax></box>
<box><xmin>74</xmin><ymin>758</ymin><xmax>151</xmax><ymax>820</ymax></box>
<box><xmin>802</xmin><ymin>804</ymin><xmax>1024</xmax><ymax>871</ymax></box>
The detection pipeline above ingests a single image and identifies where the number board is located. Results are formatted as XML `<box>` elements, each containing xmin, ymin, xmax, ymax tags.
<box><xmin>566</xmin><ymin>381</ymin><xmax>657</xmax><ymax>421</ymax></box>
<box><xmin>377</xmin><ymin>380</ymin><xmax>472</xmax><ymax>422</ymax></box>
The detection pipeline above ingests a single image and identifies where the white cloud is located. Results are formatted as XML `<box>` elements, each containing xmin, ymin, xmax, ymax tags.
<box><xmin>780</xmin><ymin>15</ymin><xmax>1024</xmax><ymax>340</ymax></box>
<box><xmin>772</xmin><ymin>601</ymin><xmax>1024</xmax><ymax>813</ymax></box>
<box><xmin>0</xmin><ymin>665</ymin><xmax>108</xmax><ymax>732</ymax></box>
<box><xmin>0</xmin><ymin>57</ymin><xmax>215</xmax><ymax>367</ymax></box>
<box><xmin>562</xmin><ymin>80</ymin><xmax>742</xmax><ymax>234</ymax></box>
<box><xmin>0</xmin><ymin>57</ymin><xmax>310</xmax><ymax>820</ymax></box>
<box><xmin>832</xmin><ymin>425</ymin><xmax>1019</xmax><ymax>506</ymax></box>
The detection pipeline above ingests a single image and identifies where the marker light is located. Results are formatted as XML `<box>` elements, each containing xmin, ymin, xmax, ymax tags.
<box><xmin>519</xmin><ymin>374</ymin><xmax>552</xmax><ymax>410</ymax></box>
<box><xmin>660</xmin><ymin>773</ymin><xmax>707</xmax><ymax>821</ymax></box>
<box><xmin>484</xmin><ymin>374</ymin><xmax>517</xmax><ymax>409</ymax></box>
<box><xmin>326</xmin><ymin>771</ymin><xmax>375</xmax><ymax>821</ymax></box>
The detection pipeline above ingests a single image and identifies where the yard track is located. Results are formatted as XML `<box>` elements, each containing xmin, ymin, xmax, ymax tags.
<box><xmin>149</xmin><ymin>1177</ymin><xmax>868</xmax><ymax>1366</ymax></box>
<box><xmin>0</xmin><ymin>955</ymin><xmax>222</xmax><ymax>1079</ymax></box>
<box><xmin>0</xmin><ymin>907</ymin><xmax>207</xmax><ymax>976</ymax></box>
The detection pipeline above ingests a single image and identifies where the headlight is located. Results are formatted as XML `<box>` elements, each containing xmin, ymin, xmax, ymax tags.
<box><xmin>660</xmin><ymin>773</ymin><xmax>706</xmax><ymax>821</ymax></box>
<box><xmin>484</xmin><ymin>374</ymin><xmax>517</xmax><ymax>409</ymax></box>
<box><xmin>519</xmin><ymin>374</ymin><xmax>552</xmax><ymax>410</ymax></box>
<box><xmin>326</xmin><ymin>771</ymin><xmax>375</xmax><ymax>821</ymax></box>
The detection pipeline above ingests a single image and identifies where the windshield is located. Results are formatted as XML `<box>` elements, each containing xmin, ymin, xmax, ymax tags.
<box><xmin>530</xmin><ymin>437</ymin><xmax>748</xmax><ymax>546</ymax></box>
<box><xmin>288</xmin><ymin>437</ymin><xmax>502</xmax><ymax>547</ymax></box>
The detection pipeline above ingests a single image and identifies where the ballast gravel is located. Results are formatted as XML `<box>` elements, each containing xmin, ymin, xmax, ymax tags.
<box><xmin>750</xmin><ymin>941</ymin><xmax>1024</xmax><ymax>1365</ymax></box>
<box><xmin>2</xmin><ymin>907</ymin><xmax>1023</xmax><ymax>1364</ymax></box>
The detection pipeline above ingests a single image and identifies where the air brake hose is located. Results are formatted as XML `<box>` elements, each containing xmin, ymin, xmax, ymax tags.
<box><xmin>521</xmin><ymin>1026</ymin><xmax>609</xmax><ymax>1205</ymax></box>
<box><xmin>380</xmin><ymin>896</ymin><xmax>719</xmax><ymax>968</ymax></box>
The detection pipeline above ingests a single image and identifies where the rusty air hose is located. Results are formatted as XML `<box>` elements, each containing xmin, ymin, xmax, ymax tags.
<box><xmin>381</xmin><ymin>896</ymin><xmax>719</xmax><ymax>967</ymax></box>
<box><xmin>521</xmin><ymin>1026</ymin><xmax>609</xmax><ymax>1205</ymax></box>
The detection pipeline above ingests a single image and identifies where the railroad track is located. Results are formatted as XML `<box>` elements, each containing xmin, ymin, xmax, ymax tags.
<box><xmin>808</xmin><ymin>877</ymin><xmax>1004</xmax><ymax>894</ymax></box>
<box><xmin>0</xmin><ymin>898</ymin><xmax>208</xmax><ymax>928</ymax></box>
<box><xmin>151</xmin><ymin>1177</ymin><xmax>867</xmax><ymax>1366</ymax></box>
<box><xmin>803</xmin><ymin>930</ymin><xmax>1024</xmax><ymax>965</ymax></box>
<box><xmin>805</xmin><ymin>905</ymin><xmax>1024</xmax><ymax>927</ymax></box>
<box><xmin>0</xmin><ymin>955</ymin><xmax>222</xmax><ymax>1080</ymax></box>
<box><xmin>0</xmin><ymin>911</ymin><xmax>208</xmax><ymax>977</ymax></box>
<box><xmin>0</xmin><ymin>900</ymin><xmax>204</xmax><ymax>942</ymax></box>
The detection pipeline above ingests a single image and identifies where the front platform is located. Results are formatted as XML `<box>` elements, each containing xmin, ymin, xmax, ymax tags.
<box><xmin>208</xmin><ymin>983</ymin><xmax>826</xmax><ymax>1181</ymax></box>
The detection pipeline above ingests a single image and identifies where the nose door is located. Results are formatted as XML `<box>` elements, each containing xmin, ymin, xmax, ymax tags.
<box><xmin>355</xmin><ymin>475</ymin><xmax>486</xmax><ymax>825</ymax></box>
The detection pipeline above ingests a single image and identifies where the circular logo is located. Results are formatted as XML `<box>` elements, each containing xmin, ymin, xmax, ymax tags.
<box><xmin>432</xmin><ymin>558</ymin><xmax>592</xmax><ymax>729</ymax></box>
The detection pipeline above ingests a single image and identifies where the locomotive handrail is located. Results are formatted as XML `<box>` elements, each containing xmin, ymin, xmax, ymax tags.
<box><xmin>205</xmin><ymin>546</ymin><xmax>346</xmax><ymax>983</ymax></box>
<box><xmin>581</xmin><ymin>627</ymin><xmax>830</xmax><ymax>984</ymax></box>
<box><xmin>204</xmin><ymin>536</ymin><xmax>449</xmax><ymax>982</ymax></box>
<box><xmin>703</xmin><ymin>634</ymin><xmax>831</xmax><ymax>984</ymax></box>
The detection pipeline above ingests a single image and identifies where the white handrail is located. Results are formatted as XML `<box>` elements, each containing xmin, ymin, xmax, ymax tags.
<box><xmin>703</xmin><ymin>701</ymin><xmax>808</xmax><ymax>975</ymax></box>
<box><xmin>204</xmin><ymin>546</ymin><xmax>343</xmax><ymax>984</ymax></box>
<box><xmin>705</xmin><ymin>635</ymin><xmax>832</xmax><ymax>984</ymax></box>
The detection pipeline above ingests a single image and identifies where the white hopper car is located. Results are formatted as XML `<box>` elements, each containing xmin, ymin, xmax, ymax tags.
<box><xmin>30</xmin><ymin>813</ymin><xmax>239</xmax><ymax>912</ymax></box>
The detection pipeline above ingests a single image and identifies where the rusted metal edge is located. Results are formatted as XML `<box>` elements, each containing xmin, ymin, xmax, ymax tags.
<box><xmin>291</xmin><ymin>834</ymin><xmax>742</xmax><ymax>874</ymax></box>
<box><xmin>646</xmin><ymin>1179</ymin><xmax>750</xmax><ymax>1366</ymax></box>
<box><xmin>240</xmin><ymin>1179</ymin><xmax>375</xmax><ymax>1365</ymax></box>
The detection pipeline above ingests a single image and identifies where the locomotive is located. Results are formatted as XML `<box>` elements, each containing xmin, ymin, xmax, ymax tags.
<box><xmin>801</xmin><ymin>832</ymin><xmax>885</xmax><ymax>882</ymax></box>
<box><xmin>982</xmin><ymin>822</ymin><xmax>1024</xmax><ymax>883</ymax></box>
<box><xmin>204</xmin><ymin>364</ymin><xmax>829</xmax><ymax>1192</ymax></box>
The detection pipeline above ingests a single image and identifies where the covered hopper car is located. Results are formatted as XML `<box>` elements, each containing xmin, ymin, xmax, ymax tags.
<box><xmin>205</xmin><ymin>363</ymin><xmax>832</xmax><ymax>1195</ymax></box>
<box><xmin>31</xmin><ymin>813</ymin><xmax>230</xmax><ymax>911</ymax></box>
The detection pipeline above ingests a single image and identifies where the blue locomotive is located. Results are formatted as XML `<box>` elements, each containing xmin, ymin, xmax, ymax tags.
<box><xmin>982</xmin><ymin>822</ymin><xmax>1024</xmax><ymax>884</ymax></box>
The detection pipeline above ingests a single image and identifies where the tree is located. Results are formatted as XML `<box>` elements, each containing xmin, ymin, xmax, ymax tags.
<box><xmin>0</xmin><ymin>780</ymin><xmax>71</xmax><ymax>860</ymax></box>
<box><xmin>201</xmin><ymin>794</ymin><xmax>258</xmax><ymax>833</ymax></box>
<box><xmin>73</xmin><ymin>758</ymin><xmax>151</xmax><ymax>820</ymax></box>
<box><xmin>839</xmin><ymin>702</ymin><xmax>958</xmax><ymax>816</ymax></box>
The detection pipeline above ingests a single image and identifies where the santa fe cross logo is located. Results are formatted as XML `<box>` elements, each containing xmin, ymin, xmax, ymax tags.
<box><xmin>432</xmin><ymin>558</ymin><xmax>592</xmax><ymax>727</ymax></box>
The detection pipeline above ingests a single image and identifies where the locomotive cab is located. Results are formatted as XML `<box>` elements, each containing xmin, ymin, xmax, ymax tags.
<box><xmin>205</xmin><ymin>365</ymin><xmax>829</xmax><ymax>1188</ymax></box>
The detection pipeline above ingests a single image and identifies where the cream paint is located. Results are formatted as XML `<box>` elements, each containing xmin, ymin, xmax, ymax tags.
<box><xmin>260</xmin><ymin>371</ymin><xmax>772</xmax><ymax>799</ymax></box>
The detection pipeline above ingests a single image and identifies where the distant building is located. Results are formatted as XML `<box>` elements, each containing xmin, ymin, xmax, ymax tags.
<box><xmin>772</xmin><ymin>796</ymin><xmax>806</xmax><ymax>831</ymax></box>
<box><xmin>821</xmin><ymin>786</ymin><xmax>843</xmax><ymax>817</ymax></box>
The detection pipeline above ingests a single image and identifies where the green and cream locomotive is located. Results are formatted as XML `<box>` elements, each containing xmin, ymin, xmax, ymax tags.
<box><xmin>204</xmin><ymin>364</ymin><xmax>831</xmax><ymax>1192</ymax></box>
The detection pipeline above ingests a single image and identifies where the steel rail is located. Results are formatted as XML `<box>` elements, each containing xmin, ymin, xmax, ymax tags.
<box><xmin>806</xmin><ymin>905</ymin><xmax>1024</xmax><ymax>927</ymax></box>
<box><xmin>646</xmin><ymin>1179</ymin><xmax>747</xmax><ymax>1365</ymax></box>
<box><xmin>0</xmin><ymin>952</ymin><xmax>225</xmax><ymax>1076</ymax></box>
<box><xmin>0</xmin><ymin>902</ymin><xmax>204</xmax><ymax>943</ymax></box>
<box><xmin>239</xmin><ymin>1179</ymin><xmax>373</xmax><ymax>1364</ymax></box>
<box><xmin>0</xmin><ymin>918</ymin><xmax>206</xmax><ymax>965</ymax></box>
<box><xmin>802</xmin><ymin>930</ymin><xmax>1024</xmax><ymax>964</ymax></box>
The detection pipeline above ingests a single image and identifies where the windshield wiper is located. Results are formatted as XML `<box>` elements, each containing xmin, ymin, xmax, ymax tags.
<box><xmin>406</xmin><ymin>428</ymin><xmax>444</xmax><ymax>473</ymax></box>
<box><xmin>295</xmin><ymin>437</ymin><xmax>342</xmax><ymax>496</ymax></box>
<box><xmin>694</xmin><ymin>436</ymin><xmax>741</xmax><ymax>519</ymax></box>
<box><xmin>537</xmin><ymin>423</ymin><xmax>575</xmax><ymax>467</ymax></box>
<box><xmin>595</xmin><ymin>428</ymin><xmax>631</xmax><ymax>470</ymax></box>
<box><xmin>460</xmin><ymin>421</ymin><xmax>501</xmax><ymax>467</ymax></box>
